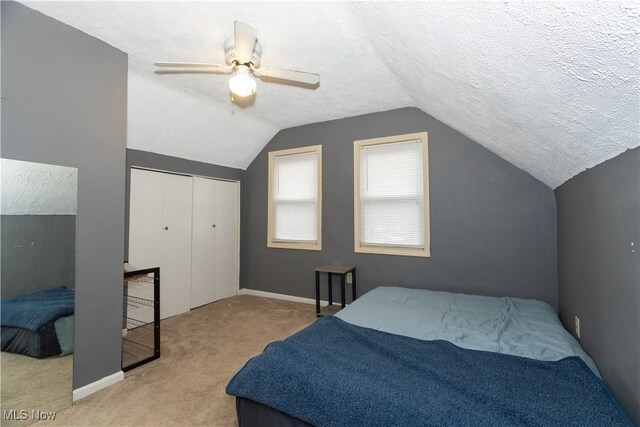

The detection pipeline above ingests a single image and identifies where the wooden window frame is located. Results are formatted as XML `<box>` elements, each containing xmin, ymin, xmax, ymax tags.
<box><xmin>267</xmin><ymin>145</ymin><xmax>323</xmax><ymax>251</ymax></box>
<box><xmin>353</xmin><ymin>132</ymin><xmax>430</xmax><ymax>257</ymax></box>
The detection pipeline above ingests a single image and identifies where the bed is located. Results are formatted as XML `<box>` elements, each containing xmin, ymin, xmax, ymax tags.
<box><xmin>227</xmin><ymin>287</ymin><xmax>632</xmax><ymax>426</ymax></box>
<box><xmin>1</xmin><ymin>287</ymin><xmax>75</xmax><ymax>358</ymax></box>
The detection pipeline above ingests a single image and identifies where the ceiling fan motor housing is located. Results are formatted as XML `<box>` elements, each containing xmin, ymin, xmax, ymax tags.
<box><xmin>224</xmin><ymin>37</ymin><xmax>262</xmax><ymax>67</ymax></box>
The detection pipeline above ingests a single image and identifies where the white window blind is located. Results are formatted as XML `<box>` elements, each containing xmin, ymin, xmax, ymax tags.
<box><xmin>273</xmin><ymin>151</ymin><xmax>319</xmax><ymax>242</ymax></box>
<box><xmin>359</xmin><ymin>140</ymin><xmax>425</xmax><ymax>248</ymax></box>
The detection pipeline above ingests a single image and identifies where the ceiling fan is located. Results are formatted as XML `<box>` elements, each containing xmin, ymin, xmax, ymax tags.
<box><xmin>154</xmin><ymin>21</ymin><xmax>320</xmax><ymax>98</ymax></box>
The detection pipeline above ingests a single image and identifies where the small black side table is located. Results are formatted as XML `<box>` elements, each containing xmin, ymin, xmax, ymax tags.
<box><xmin>315</xmin><ymin>265</ymin><xmax>356</xmax><ymax>317</ymax></box>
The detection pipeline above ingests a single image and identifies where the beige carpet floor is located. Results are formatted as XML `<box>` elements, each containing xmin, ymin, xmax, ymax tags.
<box><xmin>39</xmin><ymin>295</ymin><xmax>316</xmax><ymax>427</ymax></box>
<box><xmin>1</xmin><ymin>353</ymin><xmax>73</xmax><ymax>427</ymax></box>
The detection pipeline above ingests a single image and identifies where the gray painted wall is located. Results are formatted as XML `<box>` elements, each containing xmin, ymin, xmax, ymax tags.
<box><xmin>124</xmin><ymin>149</ymin><xmax>244</xmax><ymax>260</ymax></box>
<box><xmin>556</xmin><ymin>147</ymin><xmax>640</xmax><ymax>423</ymax></box>
<box><xmin>242</xmin><ymin>108</ymin><xmax>558</xmax><ymax>307</ymax></box>
<box><xmin>2</xmin><ymin>1</ymin><xmax>127</xmax><ymax>388</ymax></box>
<box><xmin>1</xmin><ymin>215</ymin><xmax>76</xmax><ymax>299</ymax></box>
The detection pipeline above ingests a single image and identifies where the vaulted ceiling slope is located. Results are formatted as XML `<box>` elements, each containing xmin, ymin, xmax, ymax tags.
<box><xmin>24</xmin><ymin>1</ymin><xmax>639</xmax><ymax>188</ymax></box>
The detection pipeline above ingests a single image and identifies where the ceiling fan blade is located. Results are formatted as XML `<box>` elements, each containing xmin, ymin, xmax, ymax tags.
<box><xmin>154</xmin><ymin>62</ymin><xmax>230</xmax><ymax>71</ymax></box>
<box><xmin>155</xmin><ymin>70</ymin><xmax>230</xmax><ymax>75</ymax></box>
<box><xmin>234</xmin><ymin>21</ymin><xmax>258</xmax><ymax>64</ymax></box>
<box><xmin>257</xmin><ymin>67</ymin><xmax>320</xmax><ymax>85</ymax></box>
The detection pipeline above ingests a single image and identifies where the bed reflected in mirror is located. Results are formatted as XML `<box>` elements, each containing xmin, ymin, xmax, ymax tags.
<box><xmin>0</xmin><ymin>158</ymin><xmax>77</xmax><ymax>426</ymax></box>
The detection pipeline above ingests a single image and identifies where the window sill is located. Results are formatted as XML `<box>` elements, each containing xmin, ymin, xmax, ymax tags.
<box><xmin>268</xmin><ymin>241</ymin><xmax>322</xmax><ymax>251</ymax></box>
<box><xmin>354</xmin><ymin>245</ymin><xmax>430</xmax><ymax>257</ymax></box>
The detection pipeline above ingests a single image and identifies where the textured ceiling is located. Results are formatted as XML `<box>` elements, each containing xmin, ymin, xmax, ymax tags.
<box><xmin>23</xmin><ymin>1</ymin><xmax>639</xmax><ymax>188</ymax></box>
<box><xmin>1</xmin><ymin>159</ymin><xmax>77</xmax><ymax>215</ymax></box>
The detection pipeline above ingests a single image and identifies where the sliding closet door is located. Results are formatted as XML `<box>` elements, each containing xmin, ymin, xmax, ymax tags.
<box><xmin>191</xmin><ymin>178</ymin><xmax>239</xmax><ymax>308</ymax></box>
<box><xmin>214</xmin><ymin>180</ymin><xmax>239</xmax><ymax>301</ymax></box>
<box><xmin>161</xmin><ymin>173</ymin><xmax>193</xmax><ymax>318</ymax></box>
<box><xmin>129</xmin><ymin>169</ymin><xmax>193</xmax><ymax>319</ymax></box>
<box><xmin>131</xmin><ymin>171</ymin><xmax>237</xmax><ymax>315</ymax></box>
<box><xmin>190</xmin><ymin>177</ymin><xmax>217</xmax><ymax>308</ymax></box>
<box><xmin>129</xmin><ymin>169</ymin><xmax>163</xmax><ymax>270</ymax></box>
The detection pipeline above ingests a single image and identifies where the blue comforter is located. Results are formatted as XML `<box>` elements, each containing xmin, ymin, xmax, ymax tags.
<box><xmin>227</xmin><ymin>316</ymin><xmax>632</xmax><ymax>426</ymax></box>
<box><xmin>1</xmin><ymin>287</ymin><xmax>74</xmax><ymax>331</ymax></box>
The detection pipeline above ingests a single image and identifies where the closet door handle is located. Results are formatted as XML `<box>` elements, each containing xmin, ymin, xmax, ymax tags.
<box><xmin>164</xmin><ymin>226</ymin><xmax>169</xmax><ymax>230</ymax></box>
<box><xmin>212</xmin><ymin>224</ymin><xmax>216</xmax><ymax>228</ymax></box>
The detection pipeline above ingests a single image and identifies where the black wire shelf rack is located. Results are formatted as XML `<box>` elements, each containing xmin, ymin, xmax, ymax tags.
<box><xmin>122</xmin><ymin>267</ymin><xmax>160</xmax><ymax>371</ymax></box>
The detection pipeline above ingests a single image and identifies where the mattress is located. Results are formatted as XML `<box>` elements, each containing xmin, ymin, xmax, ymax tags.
<box><xmin>231</xmin><ymin>287</ymin><xmax>631</xmax><ymax>425</ymax></box>
<box><xmin>229</xmin><ymin>313</ymin><xmax>631</xmax><ymax>426</ymax></box>
<box><xmin>335</xmin><ymin>286</ymin><xmax>599</xmax><ymax>375</ymax></box>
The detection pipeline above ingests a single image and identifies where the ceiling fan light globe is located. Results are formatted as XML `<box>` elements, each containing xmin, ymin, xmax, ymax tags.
<box><xmin>229</xmin><ymin>67</ymin><xmax>256</xmax><ymax>97</ymax></box>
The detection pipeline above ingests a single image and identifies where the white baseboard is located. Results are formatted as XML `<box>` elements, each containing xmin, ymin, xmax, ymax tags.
<box><xmin>73</xmin><ymin>370</ymin><xmax>124</xmax><ymax>402</ymax></box>
<box><xmin>238</xmin><ymin>288</ymin><xmax>345</xmax><ymax>307</ymax></box>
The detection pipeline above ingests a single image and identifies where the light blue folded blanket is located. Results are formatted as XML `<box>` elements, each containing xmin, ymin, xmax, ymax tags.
<box><xmin>336</xmin><ymin>286</ymin><xmax>600</xmax><ymax>376</ymax></box>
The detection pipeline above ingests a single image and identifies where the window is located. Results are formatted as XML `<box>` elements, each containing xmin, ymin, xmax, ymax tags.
<box><xmin>268</xmin><ymin>145</ymin><xmax>322</xmax><ymax>250</ymax></box>
<box><xmin>354</xmin><ymin>133</ymin><xmax>430</xmax><ymax>257</ymax></box>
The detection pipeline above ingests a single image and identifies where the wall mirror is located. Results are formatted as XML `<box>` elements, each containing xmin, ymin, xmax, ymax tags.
<box><xmin>0</xmin><ymin>158</ymin><xmax>77</xmax><ymax>426</ymax></box>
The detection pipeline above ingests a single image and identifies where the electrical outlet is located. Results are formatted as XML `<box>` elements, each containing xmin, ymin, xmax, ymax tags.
<box><xmin>346</xmin><ymin>272</ymin><xmax>352</xmax><ymax>284</ymax></box>
<box><xmin>575</xmin><ymin>316</ymin><xmax>581</xmax><ymax>339</ymax></box>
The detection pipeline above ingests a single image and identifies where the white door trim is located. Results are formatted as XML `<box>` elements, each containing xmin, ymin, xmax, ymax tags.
<box><xmin>236</xmin><ymin>182</ymin><xmax>241</xmax><ymax>296</ymax></box>
<box><xmin>131</xmin><ymin>165</ymin><xmax>239</xmax><ymax>183</ymax></box>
